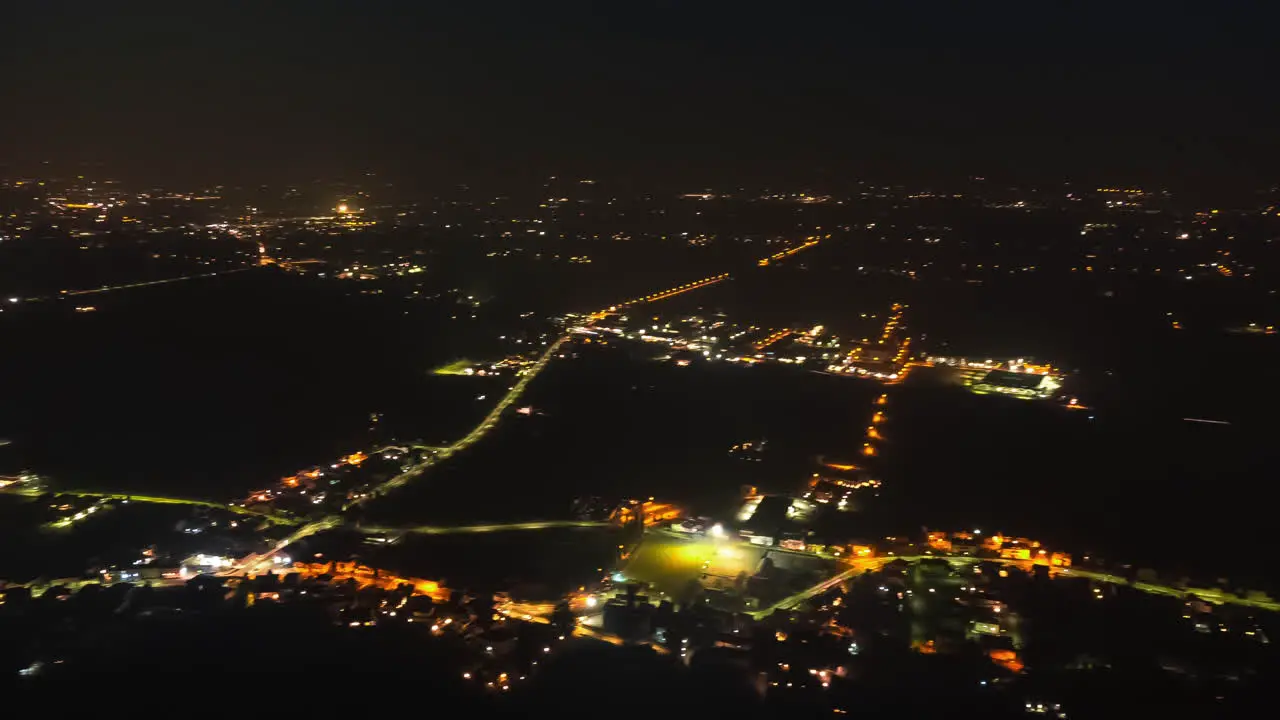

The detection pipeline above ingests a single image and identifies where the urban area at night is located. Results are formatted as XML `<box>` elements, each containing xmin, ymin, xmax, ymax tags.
<box><xmin>1</xmin><ymin>3</ymin><xmax>1278</xmax><ymax>717</ymax></box>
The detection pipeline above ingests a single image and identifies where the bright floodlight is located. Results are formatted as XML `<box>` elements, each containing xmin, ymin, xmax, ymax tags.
<box><xmin>585</xmin><ymin>595</ymin><xmax>598</xmax><ymax>608</ymax></box>
<box><xmin>709</xmin><ymin>523</ymin><xmax>726</xmax><ymax>538</ymax></box>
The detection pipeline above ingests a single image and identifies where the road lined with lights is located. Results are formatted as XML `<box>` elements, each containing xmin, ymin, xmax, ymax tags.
<box><xmin>60</xmin><ymin>268</ymin><xmax>255</xmax><ymax>296</ymax></box>
<box><xmin>8</xmin><ymin>267</ymin><xmax>256</xmax><ymax>304</ymax></box>
<box><xmin>592</xmin><ymin>273</ymin><xmax>731</xmax><ymax>318</ymax></box>
<box><xmin>357</xmin><ymin>333</ymin><xmax>571</xmax><ymax>503</ymax></box>
<box><xmin>757</xmin><ymin>237</ymin><xmax>820</xmax><ymax>267</ymax></box>
<box><xmin>0</xmin><ymin>487</ymin><xmax>300</xmax><ymax>525</ymax></box>
<box><xmin>753</xmin><ymin>553</ymin><xmax>1280</xmax><ymax>617</ymax></box>
<box><xmin>752</xmin><ymin>557</ymin><xmax>889</xmax><ymax>617</ymax></box>
<box><xmin>752</xmin><ymin>329</ymin><xmax>792</xmax><ymax>350</ymax></box>
<box><xmin>224</xmin><ymin>515</ymin><xmax>344</xmax><ymax>576</ymax></box>
<box><xmin>20</xmin><ymin>274</ymin><xmax>733</xmax><ymax>580</ymax></box>
<box><xmin>363</xmin><ymin>272</ymin><xmax>739</xmax><ymax>501</ymax></box>
<box><xmin>362</xmin><ymin>520</ymin><xmax>611</xmax><ymax>536</ymax></box>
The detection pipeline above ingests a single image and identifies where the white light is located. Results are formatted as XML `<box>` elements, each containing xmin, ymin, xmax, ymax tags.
<box><xmin>585</xmin><ymin>595</ymin><xmax>598</xmax><ymax>608</ymax></box>
<box><xmin>708</xmin><ymin>523</ymin><xmax>726</xmax><ymax>538</ymax></box>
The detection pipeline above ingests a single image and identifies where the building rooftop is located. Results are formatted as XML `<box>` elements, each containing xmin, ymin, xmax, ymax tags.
<box><xmin>977</xmin><ymin>369</ymin><xmax>1047</xmax><ymax>390</ymax></box>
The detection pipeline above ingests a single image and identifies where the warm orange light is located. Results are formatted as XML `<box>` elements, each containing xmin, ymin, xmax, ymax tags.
<box><xmin>989</xmin><ymin>649</ymin><xmax>1024</xmax><ymax>673</ymax></box>
<box><xmin>822</xmin><ymin>462</ymin><xmax>859</xmax><ymax>472</ymax></box>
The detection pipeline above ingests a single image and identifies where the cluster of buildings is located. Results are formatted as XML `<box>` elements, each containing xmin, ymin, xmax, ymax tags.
<box><xmin>242</xmin><ymin>446</ymin><xmax>422</xmax><ymax>513</ymax></box>
<box><xmin>0</xmin><ymin>177</ymin><xmax>234</xmax><ymax>237</ymax></box>
<box><xmin>922</xmin><ymin>355</ymin><xmax>1067</xmax><ymax>401</ymax></box>
<box><xmin>0</xmin><ymin>471</ymin><xmax>45</xmax><ymax>493</ymax></box>
<box><xmin>823</xmin><ymin>303</ymin><xmax>912</xmax><ymax>382</ymax></box>
<box><xmin>922</xmin><ymin>530</ymin><xmax>1072</xmax><ymax>568</ymax></box>
<box><xmin>569</xmin><ymin>301</ymin><xmax>912</xmax><ymax>382</ymax></box>
<box><xmin>433</xmin><ymin>355</ymin><xmax>539</xmax><ymax>378</ymax></box>
<box><xmin>5</xmin><ymin>535</ymin><xmax>1270</xmax><ymax>712</ymax></box>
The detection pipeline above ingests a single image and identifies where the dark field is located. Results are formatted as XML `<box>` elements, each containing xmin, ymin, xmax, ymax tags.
<box><xmin>0</xmin><ymin>271</ymin><xmax>506</xmax><ymax>497</ymax></box>
<box><xmin>296</xmin><ymin>526</ymin><xmax>623</xmax><ymax>597</ymax></box>
<box><xmin>367</xmin><ymin>339</ymin><xmax>1274</xmax><ymax>585</ymax></box>
<box><xmin>364</xmin><ymin>343</ymin><xmax>882</xmax><ymax>527</ymax></box>
<box><xmin>0</xmin><ymin>495</ymin><xmax>266</xmax><ymax>582</ymax></box>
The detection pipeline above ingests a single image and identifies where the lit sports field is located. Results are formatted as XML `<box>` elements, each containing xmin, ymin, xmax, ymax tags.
<box><xmin>622</xmin><ymin>529</ymin><xmax>841</xmax><ymax>598</ymax></box>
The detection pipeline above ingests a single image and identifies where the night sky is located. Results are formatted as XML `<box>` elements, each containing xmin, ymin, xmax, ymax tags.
<box><xmin>2</xmin><ymin>2</ymin><xmax>1277</xmax><ymax>188</ymax></box>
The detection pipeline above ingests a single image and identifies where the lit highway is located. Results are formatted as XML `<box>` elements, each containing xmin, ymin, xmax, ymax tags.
<box><xmin>1055</xmin><ymin>565</ymin><xmax>1280</xmax><ymax>613</ymax></box>
<box><xmin>361</xmin><ymin>272</ymin><xmax>737</xmax><ymax>502</ymax></box>
<box><xmin>0</xmin><ymin>486</ymin><xmax>300</xmax><ymax>525</ymax></box>
<box><xmin>757</xmin><ymin>237</ymin><xmax>820</xmax><ymax>267</ymax></box>
<box><xmin>752</xmin><ymin>554</ymin><xmax>1280</xmax><ymax>617</ymax></box>
<box><xmin>34</xmin><ymin>267</ymin><xmax>256</xmax><ymax>301</ymax></box>
<box><xmin>14</xmin><ymin>273</ymin><xmax>759</xmax><ymax>590</ymax></box>
<box><xmin>357</xmin><ymin>333</ymin><xmax>571</xmax><ymax>502</ymax></box>
<box><xmin>362</xmin><ymin>520</ymin><xmax>611</xmax><ymax>536</ymax></box>
<box><xmin>224</xmin><ymin>515</ymin><xmax>343</xmax><ymax>576</ymax></box>
<box><xmin>495</xmin><ymin>600</ymin><xmax>668</xmax><ymax>653</ymax></box>
<box><xmin>752</xmin><ymin>329</ymin><xmax>792</xmax><ymax>350</ymax></box>
<box><xmin>591</xmin><ymin>273</ymin><xmax>731</xmax><ymax>318</ymax></box>
<box><xmin>751</xmin><ymin>557</ymin><xmax>890</xmax><ymax>618</ymax></box>
<box><xmin>20</xmin><ymin>274</ymin><xmax>738</xmax><ymax>585</ymax></box>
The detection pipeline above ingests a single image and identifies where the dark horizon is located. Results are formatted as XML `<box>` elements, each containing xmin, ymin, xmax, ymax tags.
<box><xmin>2</xmin><ymin>3</ymin><xmax>1278</xmax><ymax>192</ymax></box>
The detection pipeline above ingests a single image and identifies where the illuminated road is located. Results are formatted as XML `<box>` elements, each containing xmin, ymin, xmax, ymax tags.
<box><xmin>573</xmin><ymin>624</ymin><xmax>670</xmax><ymax>654</ymax></box>
<box><xmin>358</xmin><ymin>334</ymin><xmax>571</xmax><ymax>503</ymax></box>
<box><xmin>43</xmin><ymin>267</ymin><xmax>256</xmax><ymax>300</ymax></box>
<box><xmin>10</xmin><ymin>275</ymin><xmax>740</xmax><ymax>586</ymax></box>
<box><xmin>591</xmin><ymin>273</ymin><xmax>731</xmax><ymax>318</ymax></box>
<box><xmin>1055</xmin><ymin>566</ymin><xmax>1280</xmax><ymax>613</ymax></box>
<box><xmin>757</xmin><ymin>237</ymin><xmax>820</xmax><ymax>267</ymax></box>
<box><xmin>330</xmin><ymin>274</ymin><xmax>742</xmax><ymax>505</ymax></box>
<box><xmin>752</xmin><ymin>329</ymin><xmax>792</xmax><ymax>350</ymax></box>
<box><xmin>751</xmin><ymin>558</ymin><xmax>889</xmax><ymax>618</ymax></box>
<box><xmin>495</xmin><ymin>600</ymin><xmax>667</xmax><ymax>653</ymax></box>
<box><xmin>754</xmin><ymin>554</ymin><xmax>1280</xmax><ymax>617</ymax></box>
<box><xmin>225</xmin><ymin>515</ymin><xmax>343</xmax><ymax>576</ymax></box>
<box><xmin>363</xmin><ymin>520</ymin><xmax>611</xmax><ymax>536</ymax></box>
<box><xmin>0</xmin><ymin>487</ymin><xmax>299</xmax><ymax>525</ymax></box>
<box><xmin>362</xmin><ymin>272</ymin><xmax>742</xmax><ymax>501</ymax></box>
